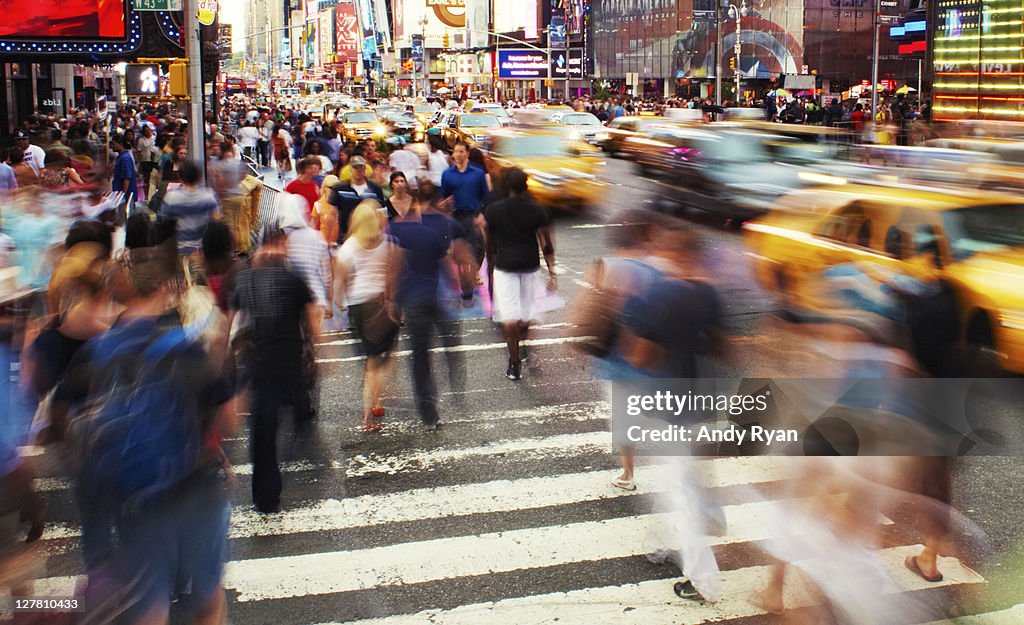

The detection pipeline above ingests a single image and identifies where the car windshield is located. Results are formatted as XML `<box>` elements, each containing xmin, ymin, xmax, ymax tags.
<box><xmin>387</xmin><ymin>112</ymin><xmax>415</xmax><ymax>122</ymax></box>
<box><xmin>562</xmin><ymin>113</ymin><xmax>601</xmax><ymax>126</ymax></box>
<box><xmin>460</xmin><ymin>114</ymin><xmax>500</xmax><ymax>128</ymax></box>
<box><xmin>478</xmin><ymin>106</ymin><xmax>510</xmax><ymax>118</ymax></box>
<box><xmin>495</xmin><ymin>135</ymin><xmax>567</xmax><ymax>157</ymax></box>
<box><xmin>414</xmin><ymin>105</ymin><xmax>438</xmax><ymax>114</ymax></box>
<box><xmin>942</xmin><ymin>204</ymin><xmax>1024</xmax><ymax>260</ymax></box>
<box><xmin>344</xmin><ymin>112</ymin><xmax>377</xmax><ymax>123</ymax></box>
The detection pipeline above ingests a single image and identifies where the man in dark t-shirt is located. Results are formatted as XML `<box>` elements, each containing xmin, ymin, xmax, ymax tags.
<box><xmin>485</xmin><ymin>168</ymin><xmax>555</xmax><ymax>380</ymax></box>
<box><xmin>621</xmin><ymin>278</ymin><xmax>723</xmax><ymax>378</ymax></box>
<box><xmin>229</xmin><ymin>229</ymin><xmax>317</xmax><ymax>513</ymax></box>
<box><xmin>390</xmin><ymin>198</ymin><xmax>452</xmax><ymax>428</ymax></box>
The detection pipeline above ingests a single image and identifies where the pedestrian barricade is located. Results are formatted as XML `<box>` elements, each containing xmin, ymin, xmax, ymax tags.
<box><xmin>250</xmin><ymin>180</ymin><xmax>283</xmax><ymax>250</ymax></box>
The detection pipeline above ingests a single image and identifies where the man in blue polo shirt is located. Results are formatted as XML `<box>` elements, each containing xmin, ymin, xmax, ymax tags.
<box><xmin>111</xmin><ymin>135</ymin><xmax>137</xmax><ymax>196</ymax></box>
<box><xmin>440</xmin><ymin>141</ymin><xmax>489</xmax><ymax>302</ymax></box>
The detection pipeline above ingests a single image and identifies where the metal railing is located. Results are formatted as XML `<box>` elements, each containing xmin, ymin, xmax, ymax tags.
<box><xmin>251</xmin><ymin>181</ymin><xmax>283</xmax><ymax>249</ymax></box>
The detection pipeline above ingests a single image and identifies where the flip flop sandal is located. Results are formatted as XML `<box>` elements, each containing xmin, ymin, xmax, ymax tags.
<box><xmin>905</xmin><ymin>555</ymin><xmax>943</xmax><ymax>582</ymax></box>
<box><xmin>611</xmin><ymin>478</ymin><xmax>637</xmax><ymax>491</ymax></box>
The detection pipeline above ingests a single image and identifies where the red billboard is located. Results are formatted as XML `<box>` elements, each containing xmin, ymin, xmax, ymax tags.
<box><xmin>0</xmin><ymin>0</ymin><xmax>128</xmax><ymax>39</ymax></box>
<box><xmin>335</xmin><ymin>1</ymin><xmax>359</xmax><ymax>62</ymax></box>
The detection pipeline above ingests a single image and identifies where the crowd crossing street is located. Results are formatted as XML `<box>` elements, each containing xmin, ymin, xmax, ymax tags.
<box><xmin>19</xmin><ymin>291</ymin><xmax>1024</xmax><ymax>623</ymax></box>
<box><xmin>4</xmin><ymin>75</ymin><xmax>1024</xmax><ymax>624</ymax></box>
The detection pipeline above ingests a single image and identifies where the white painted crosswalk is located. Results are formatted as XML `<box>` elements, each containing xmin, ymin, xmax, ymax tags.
<box><xmin>17</xmin><ymin>366</ymin><xmax>1012</xmax><ymax>624</ymax></box>
<box><xmin>319</xmin><ymin>547</ymin><xmax>985</xmax><ymax>625</ymax></box>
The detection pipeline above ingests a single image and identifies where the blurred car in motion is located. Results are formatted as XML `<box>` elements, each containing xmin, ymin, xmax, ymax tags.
<box><xmin>470</xmin><ymin>103</ymin><xmax>513</xmax><ymax>126</ymax></box>
<box><xmin>629</xmin><ymin>126</ymin><xmax>812</xmax><ymax>221</ymax></box>
<box><xmin>380</xmin><ymin>110</ymin><xmax>421</xmax><ymax>142</ymax></box>
<box><xmin>553</xmin><ymin>111</ymin><xmax>607</xmax><ymax>145</ymax></box>
<box><xmin>338</xmin><ymin>109</ymin><xmax>384</xmax><ymax>142</ymax></box>
<box><xmin>484</xmin><ymin>128</ymin><xmax>604</xmax><ymax>211</ymax></box>
<box><xmin>409</xmin><ymin>102</ymin><xmax>440</xmax><ymax>127</ymax></box>
<box><xmin>441</xmin><ymin>112</ymin><xmax>502</xmax><ymax>149</ymax></box>
<box><xmin>598</xmin><ymin>116</ymin><xmax>668</xmax><ymax>154</ymax></box>
<box><xmin>924</xmin><ymin>137</ymin><xmax>1024</xmax><ymax>165</ymax></box>
<box><xmin>743</xmin><ymin>183</ymin><xmax>1024</xmax><ymax>374</ymax></box>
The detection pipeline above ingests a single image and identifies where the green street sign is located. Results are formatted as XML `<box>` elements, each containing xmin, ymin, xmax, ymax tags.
<box><xmin>133</xmin><ymin>0</ymin><xmax>183</xmax><ymax>11</ymax></box>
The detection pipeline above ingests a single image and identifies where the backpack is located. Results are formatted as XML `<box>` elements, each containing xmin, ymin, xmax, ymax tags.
<box><xmin>74</xmin><ymin>321</ymin><xmax>204</xmax><ymax>512</ymax></box>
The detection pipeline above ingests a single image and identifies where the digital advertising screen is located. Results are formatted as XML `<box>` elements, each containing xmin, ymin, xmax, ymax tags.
<box><xmin>498</xmin><ymin>49</ymin><xmax>549</xmax><ymax>79</ymax></box>
<box><xmin>0</xmin><ymin>0</ymin><xmax>128</xmax><ymax>39</ymax></box>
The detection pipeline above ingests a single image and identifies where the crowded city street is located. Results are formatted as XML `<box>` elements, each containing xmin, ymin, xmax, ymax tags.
<box><xmin>3</xmin><ymin>0</ymin><xmax>1024</xmax><ymax>621</ymax></box>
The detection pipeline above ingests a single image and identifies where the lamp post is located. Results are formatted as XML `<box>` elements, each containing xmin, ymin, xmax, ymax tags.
<box><xmin>715</xmin><ymin>7</ymin><xmax>723</xmax><ymax>106</ymax></box>
<box><xmin>727</xmin><ymin>1</ymin><xmax>748</xmax><ymax>104</ymax></box>
<box><xmin>418</xmin><ymin>15</ymin><xmax>428</xmax><ymax>99</ymax></box>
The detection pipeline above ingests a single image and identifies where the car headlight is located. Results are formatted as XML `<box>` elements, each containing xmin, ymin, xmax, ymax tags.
<box><xmin>1001</xmin><ymin>310</ymin><xmax>1024</xmax><ymax>330</ymax></box>
<box><xmin>375</xmin><ymin>125</ymin><xmax>389</xmax><ymax>135</ymax></box>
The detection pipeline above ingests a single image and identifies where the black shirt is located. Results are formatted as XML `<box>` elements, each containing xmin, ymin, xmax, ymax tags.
<box><xmin>231</xmin><ymin>262</ymin><xmax>312</xmax><ymax>355</ymax></box>
<box><xmin>29</xmin><ymin>326</ymin><xmax>86</xmax><ymax>396</ymax></box>
<box><xmin>622</xmin><ymin>278</ymin><xmax>723</xmax><ymax>378</ymax></box>
<box><xmin>484</xmin><ymin>194</ymin><xmax>550</xmax><ymax>272</ymax></box>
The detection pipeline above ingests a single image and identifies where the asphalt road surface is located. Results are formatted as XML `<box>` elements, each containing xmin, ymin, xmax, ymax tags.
<box><xmin>27</xmin><ymin>158</ymin><xmax>1024</xmax><ymax>624</ymax></box>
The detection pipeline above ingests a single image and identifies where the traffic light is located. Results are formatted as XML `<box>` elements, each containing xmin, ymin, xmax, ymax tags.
<box><xmin>729</xmin><ymin>56</ymin><xmax>736</xmax><ymax>71</ymax></box>
<box><xmin>443</xmin><ymin>33</ymin><xmax>450</xmax><ymax>48</ymax></box>
<box><xmin>169</xmin><ymin>62</ymin><xmax>188</xmax><ymax>97</ymax></box>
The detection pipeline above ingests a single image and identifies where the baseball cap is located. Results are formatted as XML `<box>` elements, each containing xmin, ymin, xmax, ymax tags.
<box><xmin>350</xmin><ymin>155</ymin><xmax>367</xmax><ymax>167</ymax></box>
<box><xmin>13</xmin><ymin>129</ymin><xmax>28</xmax><ymax>139</ymax></box>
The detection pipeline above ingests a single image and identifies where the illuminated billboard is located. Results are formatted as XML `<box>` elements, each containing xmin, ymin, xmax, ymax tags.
<box><xmin>336</xmin><ymin>1</ymin><xmax>359</xmax><ymax>61</ymax></box>
<box><xmin>395</xmin><ymin>0</ymin><xmax>496</xmax><ymax>47</ymax></box>
<box><xmin>933</xmin><ymin>0</ymin><xmax>1024</xmax><ymax>120</ymax></box>
<box><xmin>0</xmin><ymin>0</ymin><xmax>128</xmax><ymax>39</ymax></box>
<box><xmin>498</xmin><ymin>49</ymin><xmax>549</xmax><ymax>78</ymax></box>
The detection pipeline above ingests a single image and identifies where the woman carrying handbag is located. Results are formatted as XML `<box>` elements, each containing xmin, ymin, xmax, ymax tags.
<box><xmin>333</xmin><ymin>200</ymin><xmax>401</xmax><ymax>432</ymax></box>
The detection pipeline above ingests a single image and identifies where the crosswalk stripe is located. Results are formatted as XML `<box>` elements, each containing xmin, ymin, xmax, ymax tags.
<box><xmin>223</xmin><ymin>494</ymin><xmax>893</xmax><ymax>602</ymax></box>
<box><xmin>922</xmin><ymin>604</ymin><xmax>1024</xmax><ymax>625</ymax></box>
<box><xmin>39</xmin><ymin>457</ymin><xmax>799</xmax><ymax>543</ymax></box>
<box><xmin>32</xmin><ymin>402</ymin><xmax>610</xmax><ymax>491</ymax></box>
<box><xmin>316</xmin><ymin>336</ymin><xmax>590</xmax><ymax>364</ymax></box>
<box><xmin>344</xmin><ymin>430</ymin><xmax>609</xmax><ymax>477</ymax></box>
<box><xmin>316</xmin><ymin>546</ymin><xmax>984</xmax><ymax>625</ymax></box>
<box><xmin>315</xmin><ymin>322</ymin><xmax>573</xmax><ymax>347</ymax></box>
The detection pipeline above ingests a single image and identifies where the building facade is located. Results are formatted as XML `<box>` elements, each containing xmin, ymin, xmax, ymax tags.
<box><xmin>590</xmin><ymin>0</ymin><xmax>924</xmax><ymax>99</ymax></box>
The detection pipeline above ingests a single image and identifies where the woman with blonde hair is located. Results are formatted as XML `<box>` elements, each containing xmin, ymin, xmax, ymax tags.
<box><xmin>334</xmin><ymin>199</ymin><xmax>400</xmax><ymax>432</ymax></box>
<box><xmin>315</xmin><ymin>175</ymin><xmax>340</xmax><ymax>247</ymax></box>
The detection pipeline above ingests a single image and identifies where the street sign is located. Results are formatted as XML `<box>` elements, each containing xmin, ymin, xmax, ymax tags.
<box><xmin>878</xmin><ymin>15</ymin><xmax>900</xmax><ymax>23</ymax></box>
<box><xmin>734</xmin><ymin>43</ymin><xmax>741</xmax><ymax>54</ymax></box>
<box><xmin>133</xmin><ymin>0</ymin><xmax>182</xmax><ymax>10</ymax></box>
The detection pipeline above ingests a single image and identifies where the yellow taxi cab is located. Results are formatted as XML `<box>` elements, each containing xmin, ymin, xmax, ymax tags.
<box><xmin>742</xmin><ymin>182</ymin><xmax>1024</xmax><ymax>374</ymax></box>
<box><xmin>409</xmin><ymin>102</ymin><xmax>440</xmax><ymax>128</ymax></box>
<box><xmin>484</xmin><ymin>128</ymin><xmax>605</xmax><ymax>210</ymax></box>
<box><xmin>337</xmin><ymin>109</ymin><xmax>385</xmax><ymax>143</ymax></box>
<box><xmin>442</xmin><ymin>112</ymin><xmax>502</xmax><ymax>149</ymax></box>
